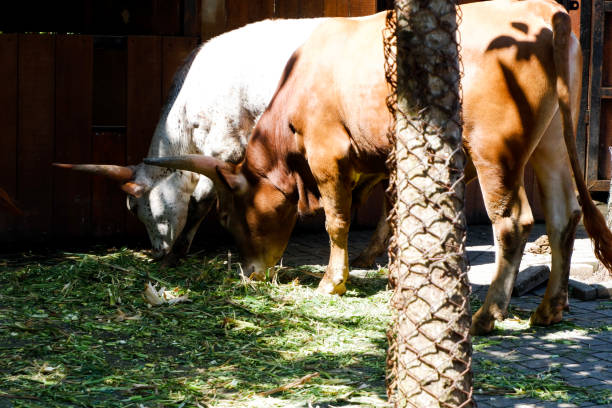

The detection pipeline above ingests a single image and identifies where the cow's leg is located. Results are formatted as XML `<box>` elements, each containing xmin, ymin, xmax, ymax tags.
<box><xmin>529</xmin><ymin>115</ymin><xmax>581</xmax><ymax>326</ymax></box>
<box><xmin>304</xmin><ymin>129</ymin><xmax>353</xmax><ymax>295</ymax></box>
<box><xmin>471</xmin><ymin>171</ymin><xmax>534</xmax><ymax>335</ymax></box>
<box><xmin>315</xmin><ymin>179</ymin><xmax>353</xmax><ymax>295</ymax></box>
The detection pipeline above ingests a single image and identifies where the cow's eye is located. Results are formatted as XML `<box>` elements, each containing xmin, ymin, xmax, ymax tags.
<box><xmin>219</xmin><ymin>213</ymin><xmax>230</xmax><ymax>227</ymax></box>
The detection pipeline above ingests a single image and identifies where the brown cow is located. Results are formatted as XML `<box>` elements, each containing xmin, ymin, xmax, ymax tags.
<box><xmin>145</xmin><ymin>0</ymin><xmax>612</xmax><ymax>335</ymax></box>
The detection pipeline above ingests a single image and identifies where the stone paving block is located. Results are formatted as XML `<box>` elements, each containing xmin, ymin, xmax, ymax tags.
<box><xmin>513</xmin><ymin>265</ymin><xmax>550</xmax><ymax>297</ymax></box>
<box><xmin>569</xmin><ymin>279</ymin><xmax>597</xmax><ymax>300</ymax></box>
<box><xmin>568</xmin><ymin>376</ymin><xmax>606</xmax><ymax>387</ymax></box>
<box><xmin>584</xmin><ymin>343</ymin><xmax>612</xmax><ymax>352</ymax></box>
<box><xmin>518</xmin><ymin>358</ymin><xmax>555</xmax><ymax>370</ymax></box>
<box><xmin>593</xmin><ymin>352</ymin><xmax>612</xmax><ymax>363</ymax></box>
<box><xmin>593</xmin><ymin>281</ymin><xmax>612</xmax><ymax>299</ymax></box>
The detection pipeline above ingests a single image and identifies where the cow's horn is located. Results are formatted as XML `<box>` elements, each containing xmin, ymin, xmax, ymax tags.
<box><xmin>144</xmin><ymin>155</ymin><xmax>227</xmax><ymax>180</ymax></box>
<box><xmin>53</xmin><ymin>163</ymin><xmax>134</xmax><ymax>182</ymax></box>
<box><xmin>145</xmin><ymin>155</ymin><xmax>246</xmax><ymax>192</ymax></box>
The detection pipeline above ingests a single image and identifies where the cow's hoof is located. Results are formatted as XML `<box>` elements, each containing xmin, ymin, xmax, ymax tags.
<box><xmin>470</xmin><ymin>308</ymin><xmax>495</xmax><ymax>335</ymax></box>
<box><xmin>530</xmin><ymin>305</ymin><xmax>563</xmax><ymax>327</ymax></box>
<box><xmin>316</xmin><ymin>278</ymin><xmax>346</xmax><ymax>296</ymax></box>
<box><xmin>350</xmin><ymin>253</ymin><xmax>376</xmax><ymax>269</ymax></box>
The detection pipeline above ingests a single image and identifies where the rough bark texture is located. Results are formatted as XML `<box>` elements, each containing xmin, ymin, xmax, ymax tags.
<box><xmin>386</xmin><ymin>1</ymin><xmax>474</xmax><ymax>407</ymax></box>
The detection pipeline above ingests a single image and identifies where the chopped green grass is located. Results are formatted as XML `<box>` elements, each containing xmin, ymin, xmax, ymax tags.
<box><xmin>1</xmin><ymin>247</ymin><xmax>611</xmax><ymax>406</ymax></box>
<box><xmin>0</xmin><ymin>248</ymin><xmax>390</xmax><ymax>407</ymax></box>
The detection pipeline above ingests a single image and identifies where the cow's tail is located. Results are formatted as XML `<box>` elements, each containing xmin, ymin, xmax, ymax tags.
<box><xmin>553</xmin><ymin>11</ymin><xmax>612</xmax><ymax>271</ymax></box>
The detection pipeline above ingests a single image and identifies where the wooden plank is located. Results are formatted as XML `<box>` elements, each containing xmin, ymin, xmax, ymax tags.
<box><xmin>54</xmin><ymin>35</ymin><xmax>93</xmax><ymax>238</ymax></box>
<box><xmin>605</xmin><ymin>11</ymin><xmax>612</xmax><ymax>86</ymax></box>
<box><xmin>249</xmin><ymin>0</ymin><xmax>276</xmax><ymax>21</ymax></box>
<box><xmin>337</xmin><ymin>0</ymin><xmax>350</xmax><ymax>16</ymax></box>
<box><xmin>349</xmin><ymin>0</ymin><xmax>376</xmax><ymax>16</ymax></box>
<box><xmin>162</xmin><ymin>36</ymin><xmax>199</xmax><ymax>102</ymax></box>
<box><xmin>464</xmin><ymin>181</ymin><xmax>489</xmax><ymax>225</ymax></box>
<box><xmin>127</xmin><ymin>36</ymin><xmax>162</xmax><ymax>237</ymax></box>
<box><xmin>127</xmin><ymin>36</ymin><xmax>162</xmax><ymax>165</ymax></box>
<box><xmin>0</xmin><ymin>34</ymin><xmax>18</xmax><ymax>242</ymax></box>
<box><xmin>576</xmin><ymin>0</ymin><xmax>592</xmax><ymax>173</ymax></box>
<box><xmin>568</xmin><ymin>0</ymin><xmax>582</xmax><ymax>39</ymax></box>
<box><xmin>93</xmin><ymin>37</ymin><xmax>127</xmax><ymax>127</ymax></box>
<box><xmin>324</xmin><ymin>0</ymin><xmax>338</xmax><ymax>16</ymax></box>
<box><xmin>18</xmin><ymin>35</ymin><xmax>55</xmax><ymax>240</ymax></box>
<box><xmin>602</xmin><ymin>88</ymin><xmax>612</xmax><ymax>98</ymax></box>
<box><xmin>226</xmin><ymin>0</ymin><xmax>250</xmax><ymax>29</ymax></box>
<box><xmin>201</xmin><ymin>0</ymin><xmax>227</xmax><ymax>42</ymax></box>
<box><xmin>183</xmin><ymin>0</ymin><xmax>202</xmax><ymax>37</ymax></box>
<box><xmin>586</xmin><ymin>0</ymin><xmax>604</xmax><ymax>183</ymax></box>
<box><xmin>300</xmin><ymin>0</ymin><xmax>324</xmax><ymax>18</ymax></box>
<box><xmin>598</xmin><ymin>100</ymin><xmax>612</xmax><ymax>179</ymax></box>
<box><xmin>355</xmin><ymin>182</ymin><xmax>384</xmax><ymax>227</ymax></box>
<box><xmin>277</xmin><ymin>0</ymin><xmax>300</xmax><ymax>18</ymax></box>
<box><xmin>588</xmin><ymin>179</ymin><xmax>612</xmax><ymax>191</ymax></box>
<box><xmin>153</xmin><ymin>0</ymin><xmax>182</xmax><ymax>35</ymax></box>
<box><xmin>91</xmin><ymin>131</ymin><xmax>127</xmax><ymax>237</ymax></box>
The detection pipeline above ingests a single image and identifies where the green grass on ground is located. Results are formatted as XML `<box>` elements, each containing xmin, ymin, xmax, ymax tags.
<box><xmin>0</xmin><ymin>248</ymin><xmax>610</xmax><ymax>407</ymax></box>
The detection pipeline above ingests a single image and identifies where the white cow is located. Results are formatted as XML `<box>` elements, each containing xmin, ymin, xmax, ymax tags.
<box><xmin>56</xmin><ymin>18</ymin><xmax>328</xmax><ymax>261</ymax></box>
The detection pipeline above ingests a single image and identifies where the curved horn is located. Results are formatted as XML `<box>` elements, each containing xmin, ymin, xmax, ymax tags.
<box><xmin>144</xmin><ymin>155</ymin><xmax>245</xmax><ymax>192</ymax></box>
<box><xmin>53</xmin><ymin>163</ymin><xmax>134</xmax><ymax>182</ymax></box>
<box><xmin>144</xmin><ymin>155</ymin><xmax>228</xmax><ymax>180</ymax></box>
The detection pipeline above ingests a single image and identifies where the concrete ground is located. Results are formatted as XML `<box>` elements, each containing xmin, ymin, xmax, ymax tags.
<box><xmin>281</xmin><ymin>223</ymin><xmax>612</xmax><ymax>408</ymax></box>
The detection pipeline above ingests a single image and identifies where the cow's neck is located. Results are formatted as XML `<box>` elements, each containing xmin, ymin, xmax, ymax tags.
<box><xmin>244</xmin><ymin>126</ymin><xmax>320</xmax><ymax>215</ymax></box>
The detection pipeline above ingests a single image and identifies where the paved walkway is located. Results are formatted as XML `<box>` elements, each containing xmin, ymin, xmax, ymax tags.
<box><xmin>282</xmin><ymin>224</ymin><xmax>612</xmax><ymax>408</ymax></box>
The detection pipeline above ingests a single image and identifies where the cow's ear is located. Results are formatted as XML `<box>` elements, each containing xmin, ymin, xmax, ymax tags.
<box><xmin>121</xmin><ymin>181</ymin><xmax>148</xmax><ymax>198</ymax></box>
<box><xmin>215</xmin><ymin>166</ymin><xmax>247</xmax><ymax>194</ymax></box>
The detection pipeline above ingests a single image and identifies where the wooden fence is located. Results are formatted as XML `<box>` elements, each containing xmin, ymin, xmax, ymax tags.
<box><xmin>0</xmin><ymin>34</ymin><xmax>198</xmax><ymax>244</ymax></box>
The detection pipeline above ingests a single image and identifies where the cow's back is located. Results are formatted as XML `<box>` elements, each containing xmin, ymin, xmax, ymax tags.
<box><xmin>150</xmin><ymin>17</ymin><xmax>329</xmax><ymax>161</ymax></box>
<box><xmin>460</xmin><ymin>0</ymin><xmax>571</xmax><ymax>170</ymax></box>
<box><xmin>282</xmin><ymin>12</ymin><xmax>392</xmax><ymax>175</ymax></box>
<box><xmin>279</xmin><ymin>1</ymin><xmax>571</xmax><ymax>176</ymax></box>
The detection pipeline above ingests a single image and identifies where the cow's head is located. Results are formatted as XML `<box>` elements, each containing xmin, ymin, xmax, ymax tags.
<box><xmin>144</xmin><ymin>155</ymin><xmax>297</xmax><ymax>279</ymax></box>
<box><xmin>53</xmin><ymin>163</ymin><xmax>198</xmax><ymax>260</ymax></box>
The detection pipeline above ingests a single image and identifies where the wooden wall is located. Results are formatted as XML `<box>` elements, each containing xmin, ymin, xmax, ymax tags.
<box><xmin>0</xmin><ymin>0</ymin><xmax>201</xmax><ymax>37</ymax></box>
<box><xmin>0</xmin><ymin>34</ymin><xmax>198</xmax><ymax>244</ymax></box>
<box><xmin>202</xmin><ymin>0</ymin><xmax>378</xmax><ymax>41</ymax></box>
